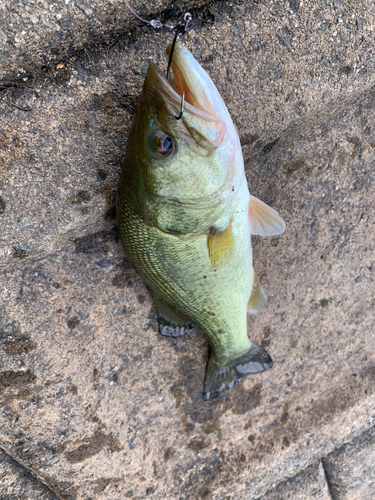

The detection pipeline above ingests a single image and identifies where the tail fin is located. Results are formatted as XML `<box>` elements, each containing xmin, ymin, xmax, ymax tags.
<box><xmin>202</xmin><ymin>344</ymin><xmax>273</xmax><ymax>401</ymax></box>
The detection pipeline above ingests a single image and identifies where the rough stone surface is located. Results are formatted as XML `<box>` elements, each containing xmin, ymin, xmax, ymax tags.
<box><xmin>0</xmin><ymin>447</ymin><xmax>59</xmax><ymax>499</ymax></box>
<box><xmin>0</xmin><ymin>0</ymin><xmax>209</xmax><ymax>80</ymax></box>
<box><xmin>254</xmin><ymin>460</ymin><xmax>332</xmax><ymax>500</ymax></box>
<box><xmin>322</xmin><ymin>425</ymin><xmax>375</xmax><ymax>499</ymax></box>
<box><xmin>1</xmin><ymin>0</ymin><xmax>375</xmax><ymax>499</ymax></box>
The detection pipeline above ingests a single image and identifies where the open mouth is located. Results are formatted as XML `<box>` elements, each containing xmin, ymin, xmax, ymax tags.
<box><xmin>147</xmin><ymin>43</ymin><xmax>227</xmax><ymax>151</ymax></box>
<box><xmin>166</xmin><ymin>44</ymin><xmax>212</xmax><ymax>115</ymax></box>
<box><xmin>151</xmin><ymin>43</ymin><xmax>220</xmax><ymax>119</ymax></box>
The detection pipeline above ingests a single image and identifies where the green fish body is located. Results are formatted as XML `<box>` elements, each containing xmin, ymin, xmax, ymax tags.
<box><xmin>117</xmin><ymin>43</ymin><xmax>285</xmax><ymax>400</ymax></box>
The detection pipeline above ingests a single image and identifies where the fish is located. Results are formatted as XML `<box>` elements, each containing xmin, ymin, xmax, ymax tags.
<box><xmin>117</xmin><ymin>43</ymin><xmax>285</xmax><ymax>400</ymax></box>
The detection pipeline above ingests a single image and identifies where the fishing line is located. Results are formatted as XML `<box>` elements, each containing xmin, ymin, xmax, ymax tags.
<box><xmin>123</xmin><ymin>0</ymin><xmax>164</xmax><ymax>28</ymax></box>
<box><xmin>123</xmin><ymin>1</ymin><xmax>191</xmax><ymax>120</ymax></box>
<box><xmin>166</xmin><ymin>12</ymin><xmax>192</xmax><ymax>80</ymax></box>
<box><xmin>123</xmin><ymin>0</ymin><xmax>191</xmax><ymax>32</ymax></box>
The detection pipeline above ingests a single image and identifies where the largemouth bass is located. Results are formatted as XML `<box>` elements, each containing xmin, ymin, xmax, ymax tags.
<box><xmin>117</xmin><ymin>43</ymin><xmax>285</xmax><ymax>400</ymax></box>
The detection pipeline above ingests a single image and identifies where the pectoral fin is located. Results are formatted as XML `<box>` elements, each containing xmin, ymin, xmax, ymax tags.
<box><xmin>248</xmin><ymin>196</ymin><xmax>285</xmax><ymax>236</ymax></box>
<box><xmin>208</xmin><ymin>222</ymin><xmax>235</xmax><ymax>267</ymax></box>
<box><xmin>247</xmin><ymin>273</ymin><xmax>267</xmax><ymax>315</ymax></box>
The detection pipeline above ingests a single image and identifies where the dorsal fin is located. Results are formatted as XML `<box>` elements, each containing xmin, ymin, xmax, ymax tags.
<box><xmin>248</xmin><ymin>196</ymin><xmax>285</xmax><ymax>236</ymax></box>
<box><xmin>207</xmin><ymin>222</ymin><xmax>234</xmax><ymax>267</ymax></box>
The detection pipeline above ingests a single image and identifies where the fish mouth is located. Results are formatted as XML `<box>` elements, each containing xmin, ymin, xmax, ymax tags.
<box><xmin>146</xmin><ymin>43</ymin><xmax>227</xmax><ymax>151</ymax></box>
<box><xmin>165</xmin><ymin>43</ymin><xmax>219</xmax><ymax>118</ymax></box>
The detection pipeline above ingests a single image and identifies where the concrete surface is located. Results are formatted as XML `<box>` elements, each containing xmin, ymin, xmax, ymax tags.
<box><xmin>0</xmin><ymin>447</ymin><xmax>58</xmax><ymax>499</ymax></box>
<box><xmin>0</xmin><ymin>0</ymin><xmax>374</xmax><ymax>499</ymax></box>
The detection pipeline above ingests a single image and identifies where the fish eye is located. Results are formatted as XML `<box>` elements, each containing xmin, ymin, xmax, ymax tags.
<box><xmin>152</xmin><ymin>131</ymin><xmax>175</xmax><ymax>158</ymax></box>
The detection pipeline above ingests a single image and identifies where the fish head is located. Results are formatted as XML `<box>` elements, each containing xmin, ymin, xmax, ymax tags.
<box><xmin>122</xmin><ymin>43</ymin><xmax>244</xmax><ymax>234</ymax></box>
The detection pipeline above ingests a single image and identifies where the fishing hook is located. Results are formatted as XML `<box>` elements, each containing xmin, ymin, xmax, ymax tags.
<box><xmin>122</xmin><ymin>2</ymin><xmax>191</xmax><ymax>121</ymax></box>
<box><xmin>175</xmin><ymin>92</ymin><xmax>185</xmax><ymax>120</ymax></box>
<box><xmin>166</xmin><ymin>13</ymin><xmax>192</xmax><ymax>81</ymax></box>
<box><xmin>166</xmin><ymin>13</ymin><xmax>192</xmax><ymax>120</ymax></box>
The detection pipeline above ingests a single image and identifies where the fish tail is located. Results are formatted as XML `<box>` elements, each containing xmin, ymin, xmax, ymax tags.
<box><xmin>202</xmin><ymin>344</ymin><xmax>273</xmax><ymax>401</ymax></box>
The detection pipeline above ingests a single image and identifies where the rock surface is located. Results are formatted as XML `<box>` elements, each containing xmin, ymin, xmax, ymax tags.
<box><xmin>1</xmin><ymin>0</ymin><xmax>374</xmax><ymax>499</ymax></box>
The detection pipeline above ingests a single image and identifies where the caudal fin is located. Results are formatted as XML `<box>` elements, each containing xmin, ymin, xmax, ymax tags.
<box><xmin>202</xmin><ymin>344</ymin><xmax>273</xmax><ymax>401</ymax></box>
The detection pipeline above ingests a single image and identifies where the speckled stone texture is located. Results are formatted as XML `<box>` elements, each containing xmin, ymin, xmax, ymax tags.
<box><xmin>0</xmin><ymin>1</ymin><xmax>374</xmax><ymax>499</ymax></box>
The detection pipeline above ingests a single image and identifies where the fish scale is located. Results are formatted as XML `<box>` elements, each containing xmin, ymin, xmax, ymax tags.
<box><xmin>117</xmin><ymin>43</ymin><xmax>285</xmax><ymax>400</ymax></box>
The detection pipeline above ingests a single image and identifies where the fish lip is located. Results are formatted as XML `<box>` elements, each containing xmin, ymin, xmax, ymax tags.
<box><xmin>146</xmin><ymin>63</ymin><xmax>183</xmax><ymax>107</ymax></box>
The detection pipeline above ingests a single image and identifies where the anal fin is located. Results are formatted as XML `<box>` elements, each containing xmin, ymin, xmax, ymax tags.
<box><xmin>247</xmin><ymin>273</ymin><xmax>267</xmax><ymax>315</ymax></box>
<box><xmin>248</xmin><ymin>195</ymin><xmax>285</xmax><ymax>236</ymax></box>
<box><xmin>154</xmin><ymin>295</ymin><xmax>195</xmax><ymax>337</ymax></box>
<box><xmin>208</xmin><ymin>221</ymin><xmax>234</xmax><ymax>267</ymax></box>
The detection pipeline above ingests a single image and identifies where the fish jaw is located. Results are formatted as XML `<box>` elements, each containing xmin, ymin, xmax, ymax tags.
<box><xmin>144</xmin><ymin>42</ymin><xmax>244</xmax><ymax>152</ymax></box>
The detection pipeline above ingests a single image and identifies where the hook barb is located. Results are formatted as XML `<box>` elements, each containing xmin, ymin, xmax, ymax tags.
<box><xmin>175</xmin><ymin>92</ymin><xmax>185</xmax><ymax>120</ymax></box>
